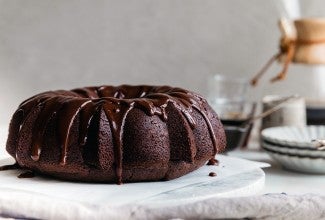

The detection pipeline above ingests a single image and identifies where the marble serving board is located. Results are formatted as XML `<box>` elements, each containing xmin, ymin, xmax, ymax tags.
<box><xmin>0</xmin><ymin>126</ymin><xmax>269</xmax><ymax>207</ymax></box>
<box><xmin>0</xmin><ymin>156</ymin><xmax>268</xmax><ymax>207</ymax></box>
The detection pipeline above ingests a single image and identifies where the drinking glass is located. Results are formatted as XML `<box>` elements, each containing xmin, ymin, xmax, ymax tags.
<box><xmin>208</xmin><ymin>74</ymin><xmax>249</xmax><ymax>119</ymax></box>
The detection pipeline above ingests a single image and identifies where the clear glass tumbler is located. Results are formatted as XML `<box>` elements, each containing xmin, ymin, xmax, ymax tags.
<box><xmin>208</xmin><ymin>74</ymin><xmax>250</xmax><ymax>120</ymax></box>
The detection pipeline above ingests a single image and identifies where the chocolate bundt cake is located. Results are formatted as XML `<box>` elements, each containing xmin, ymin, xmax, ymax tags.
<box><xmin>6</xmin><ymin>85</ymin><xmax>226</xmax><ymax>183</ymax></box>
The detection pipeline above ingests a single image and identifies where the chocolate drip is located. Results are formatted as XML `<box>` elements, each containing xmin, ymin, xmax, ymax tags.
<box><xmin>193</xmin><ymin>105</ymin><xmax>218</xmax><ymax>154</ymax></box>
<box><xmin>0</xmin><ymin>163</ymin><xmax>20</xmax><ymax>171</ymax></box>
<box><xmin>207</xmin><ymin>158</ymin><xmax>219</xmax><ymax>166</ymax></box>
<box><xmin>72</xmin><ymin>87</ymin><xmax>98</xmax><ymax>99</ymax></box>
<box><xmin>57</xmin><ymin>99</ymin><xmax>92</xmax><ymax>165</ymax></box>
<box><xmin>78</xmin><ymin>103</ymin><xmax>98</xmax><ymax>145</ymax></box>
<box><xmin>18</xmin><ymin>171</ymin><xmax>35</xmax><ymax>178</ymax></box>
<box><xmin>15</xmin><ymin>85</ymin><xmax>219</xmax><ymax>184</ymax></box>
<box><xmin>141</xmin><ymin>92</ymin><xmax>196</xmax><ymax>128</ymax></box>
<box><xmin>103</xmin><ymin>100</ymin><xmax>134</xmax><ymax>184</ymax></box>
<box><xmin>31</xmin><ymin>96</ymin><xmax>71</xmax><ymax>161</ymax></box>
<box><xmin>31</xmin><ymin>97</ymin><xmax>64</xmax><ymax>161</ymax></box>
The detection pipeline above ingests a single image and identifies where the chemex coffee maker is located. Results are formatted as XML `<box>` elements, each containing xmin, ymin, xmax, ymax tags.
<box><xmin>251</xmin><ymin>17</ymin><xmax>325</xmax><ymax>126</ymax></box>
<box><xmin>251</xmin><ymin>17</ymin><xmax>325</xmax><ymax>86</ymax></box>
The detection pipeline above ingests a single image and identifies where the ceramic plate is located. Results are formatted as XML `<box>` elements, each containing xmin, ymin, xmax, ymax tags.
<box><xmin>263</xmin><ymin>147</ymin><xmax>325</xmax><ymax>174</ymax></box>
<box><xmin>262</xmin><ymin>141</ymin><xmax>325</xmax><ymax>158</ymax></box>
<box><xmin>261</xmin><ymin>126</ymin><xmax>325</xmax><ymax>149</ymax></box>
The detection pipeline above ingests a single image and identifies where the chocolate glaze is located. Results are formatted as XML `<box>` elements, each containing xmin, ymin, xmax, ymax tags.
<box><xmin>13</xmin><ymin>85</ymin><xmax>218</xmax><ymax>184</ymax></box>
<box><xmin>18</xmin><ymin>171</ymin><xmax>35</xmax><ymax>178</ymax></box>
<box><xmin>207</xmin><ymin>158</ymin><xmax>219</xmax><ymax>166</ymax></box>
<box><xmin>209</xmin><ymin>172</ymin><xmax>217</xmax><ymax>177</ymax></box>
<box><xmin>0</xmin><ymin>163</ymin><xmax>20</xmax><ymax>171</ymax></box>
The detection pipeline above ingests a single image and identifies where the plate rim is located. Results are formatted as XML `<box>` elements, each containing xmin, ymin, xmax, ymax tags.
<box><xmin>261</xmin><ymin>125</ymin><xmax>325</xmax><ymax>148</ymax></box>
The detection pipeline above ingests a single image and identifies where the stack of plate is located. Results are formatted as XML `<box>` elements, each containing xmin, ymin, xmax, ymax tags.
<box><xmin>261</xmin><ymin>126</ymin><xmax>325</xmax><ymax>174</ymax></box>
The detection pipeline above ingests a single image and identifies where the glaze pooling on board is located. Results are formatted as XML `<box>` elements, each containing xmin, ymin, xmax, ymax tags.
<box><xmin>13</xmin><ymin>85</ymin><xmax>219</xmax><ymax>184</ymax></box>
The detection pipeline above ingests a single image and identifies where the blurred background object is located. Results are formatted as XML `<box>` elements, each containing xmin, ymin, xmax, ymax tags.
<box><xmin>261</xmin><ymin>126</ymin><xmax>325</xmax><ymax>174</ymax></box>
<box><xmin>261</xmin><ymin>95</ymin><xmax>306</xmax><ymax>130</ymax></box>
<box><xmin>307</xmin><ymin>103</ymin><xmax>325</xmax><ymax>125</ymax></box>
<box><xmin>220</xmin><ymin>103</ymin><xmax>256</xmax><ymax>151</ymax></box>
<box><xmin>208</xmin><ymin>74</ymin><xmax>255</xmax><ymax>151</ymax></box>
<box><xmin>208</xmin><ymin>74</ymin><xmax>249</xmax><ymax>120</ymax></box>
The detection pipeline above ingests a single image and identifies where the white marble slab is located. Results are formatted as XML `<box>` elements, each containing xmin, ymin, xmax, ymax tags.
<box><xmin>0</xmin><ymin>125</ymin><xmax>267</xmax><ymax>207</ymax></box>
<box><xmin>0</xmin><ymin>155</ymin><xmax>267</xmax><ymax>207</ymax></box>
<box><xmin>0</xmin><ymin>125</ymin><xmax>272</xmax><ymax>219</ymax></box>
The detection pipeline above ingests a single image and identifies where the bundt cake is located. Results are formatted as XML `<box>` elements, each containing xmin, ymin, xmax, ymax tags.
<box><xmin>6</xmin><ymin>85</ymin><xmax>226</xmax><ymax>184</ymax></box>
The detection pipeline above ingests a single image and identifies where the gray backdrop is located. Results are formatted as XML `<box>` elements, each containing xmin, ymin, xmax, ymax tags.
<box><xmin>1</xmin><ymin>0</ymin><xmax>324</xmax><ymax>125</ymax></box>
